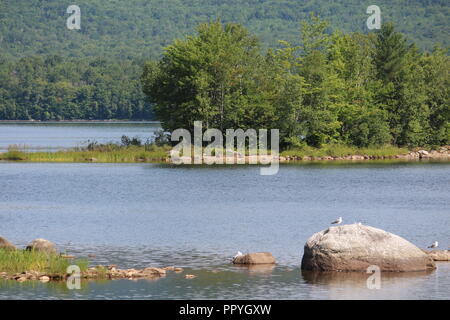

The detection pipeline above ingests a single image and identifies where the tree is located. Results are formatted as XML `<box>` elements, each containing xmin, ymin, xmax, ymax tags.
<box><xmin>422</xmin><ymin>46</ymin><xmax>450</xmax><ymax>146</ymax></box>
<box><xmin>141</xmin><ymin>21</ymin><xmax>268</xmax><ymax>133</ymax></box>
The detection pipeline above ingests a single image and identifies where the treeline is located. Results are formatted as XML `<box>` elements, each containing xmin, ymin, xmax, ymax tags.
<box><xmin>142</xmin><ymin>18</ymin><xmax>450</xmax><ymax>148</ymax></box>
<box><xmin>1</xmin><ymin>0</ymin><xmax>448</xmax><ymax>61</ymax></box>
<box><xmin>0</xmin><ymin>56</ymin><xmax>152</xmax><ymax>120</ymax></box>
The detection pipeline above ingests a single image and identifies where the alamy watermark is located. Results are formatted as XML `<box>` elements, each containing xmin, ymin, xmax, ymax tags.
<box><xmin>367</xmin><ymin>5</ymin><xmax>381</xmax><ymax>30</ymax></box>
<box><xmin>366</xmin><ymin>265</ymin><xmax>381</xmax><ymax>289</ymax></box>
<box><xmin>66</xmin><ymin>265</ymin><xmax>81</xmax><ymax>290</ymax></box>
<box><xmin>67</xmin><ymin>5</ymin><xmax>81</xmax><ymax>30</ymax></box>
<box><xmin>170</xmin><ymin>121</ymin><xmax>280</xmax><ymax>176</ymax></box>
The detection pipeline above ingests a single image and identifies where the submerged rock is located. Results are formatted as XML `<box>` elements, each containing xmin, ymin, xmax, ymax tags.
<box><xmin>233</xmin><ymin>252</ymin><xmax>276</xmax><ymax>265</ymax></box>
<box><xmin>0</xmin><ymin>236</ymin><xmax>17</xmax><ymax>251</ymax></box>
<box><xmin>26</xmin><ymin>239</ymin><xmax>58</xmax><ymax>254</ymax></box>
<box><xmin>301</xmin><ymin>224</ymin><xmax>436</xmax><ymax>272</ymax></box>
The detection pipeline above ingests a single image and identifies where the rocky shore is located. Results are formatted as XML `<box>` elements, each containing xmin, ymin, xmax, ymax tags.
<box><xmin>168</xmin><ymin>146</ymin><xmax>450</xmax><ymax>164</ymax></box>
<box><xmin>280</xmin><ymin>147</ymin><xmax>450</xmax><ymax>162</ymax></box>
<box><xmin>0</xmin><ymin>265</ymin><xmax>184</xmax><ymax>283</ymax></box>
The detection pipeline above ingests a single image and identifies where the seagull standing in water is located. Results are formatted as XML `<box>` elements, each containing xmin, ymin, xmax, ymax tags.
<box><xmin>428</xmin><ymin>241</ymin><xmax>439</xmax><ymax>249</ymax></box>
<box><xmin>331</xmin><ymin>217</ymin><xmax>343</xmax><ymax>225</ymax></box>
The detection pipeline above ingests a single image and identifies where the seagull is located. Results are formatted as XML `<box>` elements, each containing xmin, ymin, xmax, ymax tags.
<box><xmin>428</xmin><ymin>241</ymin><xmax>438</xmax><ymax>249</ymax></box>
<box><xmin>233</xmin><ymin>251</ymin><xmax>243</xmax><ymax>260</ymax></box>
<box><xmin>331</xmin><ymin>217</ymin><xmax>342</xmax><ymax>225</ymax></box>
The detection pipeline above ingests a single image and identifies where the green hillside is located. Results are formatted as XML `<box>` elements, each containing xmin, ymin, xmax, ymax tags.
<box><xmin>0</xmin><ymin>0</ymin><xmax>449</xmax><ymax>60</ymax></box>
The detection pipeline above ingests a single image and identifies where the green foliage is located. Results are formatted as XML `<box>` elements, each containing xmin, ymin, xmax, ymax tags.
<box><xmin>0</xmin><ymin>56</ymin><xmax>152</xmax><ymax>120</ymax></box>
<box><xmin>0</xmin><ymin>0</ymin><xmax>448</xmax><ymax>60</ymax></box>
<box><xmin>0</xmin><ymin>249</ymin><xmax>88</xmax><ymax>276</ymax></box>
<box><xmin>142</xmin><ymin>19</ymin><xmax>449</xmax><ymax>149</ymax></box>
<box><xmin>0</xmin><ymin>141</ymin><xmax>172</xmax><ymax>163</ymax></box>
<box><xmin>142</xmin><ymin>21</ymin><xmax>271</xmax><ymax>132</ymax></box>
<box><xmin>281</xmin><ymin>144</ymin><xmax>408</xmax><ymax>158</ymax></box>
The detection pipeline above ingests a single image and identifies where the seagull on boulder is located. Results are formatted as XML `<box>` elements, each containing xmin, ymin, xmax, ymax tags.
<box><xmin>233</xmin><ymin>251</ymin><xmax>244</xmax><ymax>260</ymax></box>
<box><xmin>331</xmin><ymin>217</ymin><xmax>342</xmax><ymax>225</ymax></box>
<box><xmin>428</xmin><ymin>241</ymin><xmax>438</xmax><ymax>249</ymax></box>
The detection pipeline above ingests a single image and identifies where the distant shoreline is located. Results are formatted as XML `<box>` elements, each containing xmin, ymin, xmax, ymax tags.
<box><xmin>0</xmin><ymin>120</ymin><xmax>160</xmax><ymax>124</ymax></box>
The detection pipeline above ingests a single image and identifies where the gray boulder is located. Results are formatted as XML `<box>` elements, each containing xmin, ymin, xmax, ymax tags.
<box><xmin>233</xmin><ymin>252</ymin><xmax>276</xmax><ymax>265</ymax></box>
<box><xmin>301</xmin><ymin>224</ymin><xmax>436</xmax><ymax>272</ymax></box>
<box><xmin>26</xmin><ymin>239</ymin><xmax>58</xmax><ymax>254</ymax></box>
<box><xmin>0</xmin><ymin>237</ymin><xmax>17</xmax><ymax>250</ymax></box>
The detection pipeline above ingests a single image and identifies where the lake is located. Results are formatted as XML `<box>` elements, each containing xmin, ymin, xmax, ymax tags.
<box><xmin>0</xmin><ymin>121</ymin><xmax>161</xmax><ymax>151</ymax></box>
<box><xmin>0</xmin><ymin>159</ymin><xmax>449</xmax><ymax>299</ymax></box>
<box><xmin>0</xmin><ymin>122</ymin><xmax>449</xmax><ymax>300</ymax></box>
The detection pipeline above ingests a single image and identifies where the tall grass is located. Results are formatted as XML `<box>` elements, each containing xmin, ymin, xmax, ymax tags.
<box><xmin>281</xmin><ymin>144</ymin><xmax>409</xmax><ymax>158</ymax></box>
<box><xmin>0</xmin><ymin>249</ymin><xmax>88</xmax><ymax>276</ymax></box>
<box><xmin>0</xmin><ymin>142</ymin><xmax>414</xmax><ymax>163</ymax></box>
<box><xmin>0</xmin><ymin>145</ymin><xmax>171</xmax><ymax>163</ymax></box>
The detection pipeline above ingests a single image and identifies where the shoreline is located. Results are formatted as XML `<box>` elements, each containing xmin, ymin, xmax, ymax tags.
<box><xmin>1</xmin><ymin>147</ymin><xmax>449</xmax><ymax>164</ymax></box>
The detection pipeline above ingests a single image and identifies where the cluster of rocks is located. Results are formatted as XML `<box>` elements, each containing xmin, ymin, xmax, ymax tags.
<box><xmin>0</xmin><ymin>265</ymin><xmax>186</xmax><ymax>283</ymax></box>
<box><xmin>395</xmin><ymin>147</ymin><xmax>450</xmax><ymax>160</ymax></box>
<box><xmin>83</xmin><ymin>265</ymin><xmax>184</xmax><ymax>280</ymax></box>
<box><xmin>167</xmin><ymin>147</ymin><xmax>450</xmax><ymax>163</ymax></box>
<box><xmin>1</xmin><ymin>271</ymin><xmax>53</xmax><ymax>283</ymax></box>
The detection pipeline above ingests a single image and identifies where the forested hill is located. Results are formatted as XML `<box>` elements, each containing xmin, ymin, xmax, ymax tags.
<box><xmin>1</xmin><ymin>0</ymin><xmax>449</xmax><ymax>60</ymax></box>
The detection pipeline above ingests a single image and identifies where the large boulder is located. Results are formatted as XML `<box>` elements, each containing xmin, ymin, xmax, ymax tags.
<box><xmin>26</xmin><ymin>239</ymin><xmax>58</xmax><ymax>254</ymax></box>
<box><xmin>0</xmin><ymin>237</ymin><xmax>17</xmax><ymax>250</ymax></box>
<box><xmin>233</xmin><ymin>252</ymin><xmax>276</xmax><ymax>265</ymax></box>
<box><xmin>301</xmin><ymin>224</ymin><xmax>436</xmax><ymax>272</ymax></box>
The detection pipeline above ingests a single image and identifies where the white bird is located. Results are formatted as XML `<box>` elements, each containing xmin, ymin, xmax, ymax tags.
<box><xmin>233</xmin><ymin>251</ymin><xmax>243</xmax><ymax>260</ymax></box>
<box><xmin>428</xmin><ymin>241</ymin><xmax>438</xmax><ymax>249</ymax></box>
<box><xmin>331</xmin><ymin>217</ymin><xmax>342</xmax><ymax>225</ymax></box>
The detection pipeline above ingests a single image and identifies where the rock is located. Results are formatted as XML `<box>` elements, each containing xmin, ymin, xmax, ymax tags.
<box><xmin>301</xmin><ymin>224</ymin><xmax>436</xmax><ymax>272</ymax></box>
<box><xmin>426</xmin><ymin>250</ymin><xmax>450</xmax><ymax>261</ymax></box>
<box><xmin>26</xmin><ymin>239</ymin><xmax>58</xmax><ymax>254</ymax></box>
<box><xmin>143</xmin><ymin>267</ymin><xmax>166</xmax><ymax>275</ymax></box>
<box><xmin>174</xmin><ymin>267</ymin><xmax>184</xmax><ymax>273</ymax></box>
<box><xmin>39</xmin><ymin>276</ymin><xmax>50</xmax><ymax>283</ymax></box>
<box><xmin>163</xmin><ymin>266</ymin><xmax>175</xmax><ymax>271</ymax></box>
<box><xmin>233</xmin><ymin>252</ymin><xmax>276</xmax><ymax>265</ymax></box>
<box><xmin>0</xmin><ymin>236</ymin><xmax>17</xmax><ymax>250</ymax></box>
<box><xmin>185</xmin><ymin>274</ymin><xmax>196</xmax><ymax>279</ymax></box>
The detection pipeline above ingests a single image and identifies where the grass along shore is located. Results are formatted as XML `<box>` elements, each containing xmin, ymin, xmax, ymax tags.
<box><xmin>0</xmin><ymin>249</ymin><xmax>88</xmax><ymax>280</ymax></box>
<box><xmin>0</xmin><ymin>144</ymin><xmax>449</xmax><ymax>163</ymax></box>
<box><xmin>0</xmin><ymin>246</ymin><xmax>180</xmax><ymax>283</ymax></box>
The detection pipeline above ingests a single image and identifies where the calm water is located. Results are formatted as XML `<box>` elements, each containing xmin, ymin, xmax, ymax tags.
<box><xmin>0</xmin><ymin>161</ymin><xmax>449</xmax><ymax>299</ymax></box>
<box><xmin>0</xmin><ymin>122</ymin><xmax>161</xmax><ymax>151</ymax></box>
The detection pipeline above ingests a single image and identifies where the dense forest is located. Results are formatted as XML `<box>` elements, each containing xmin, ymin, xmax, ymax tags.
<box><xmin>1</xmin><ymin>0</ymin><xmax>448</xmax><ymax>59</ymax></box>
<box><xmin>0</xmin><ymin>57</ymin><xmax>152</xmax><ymax>120</ymax></box>
<box><xmin>142</xmin><ymin>18</ymin><xmax>449</xmax><ymax>148</ymax></box>
<box><xmin>0</xmin><ymin>0</ymin><xmax>449</xmax><ymax>134</ymax></box>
